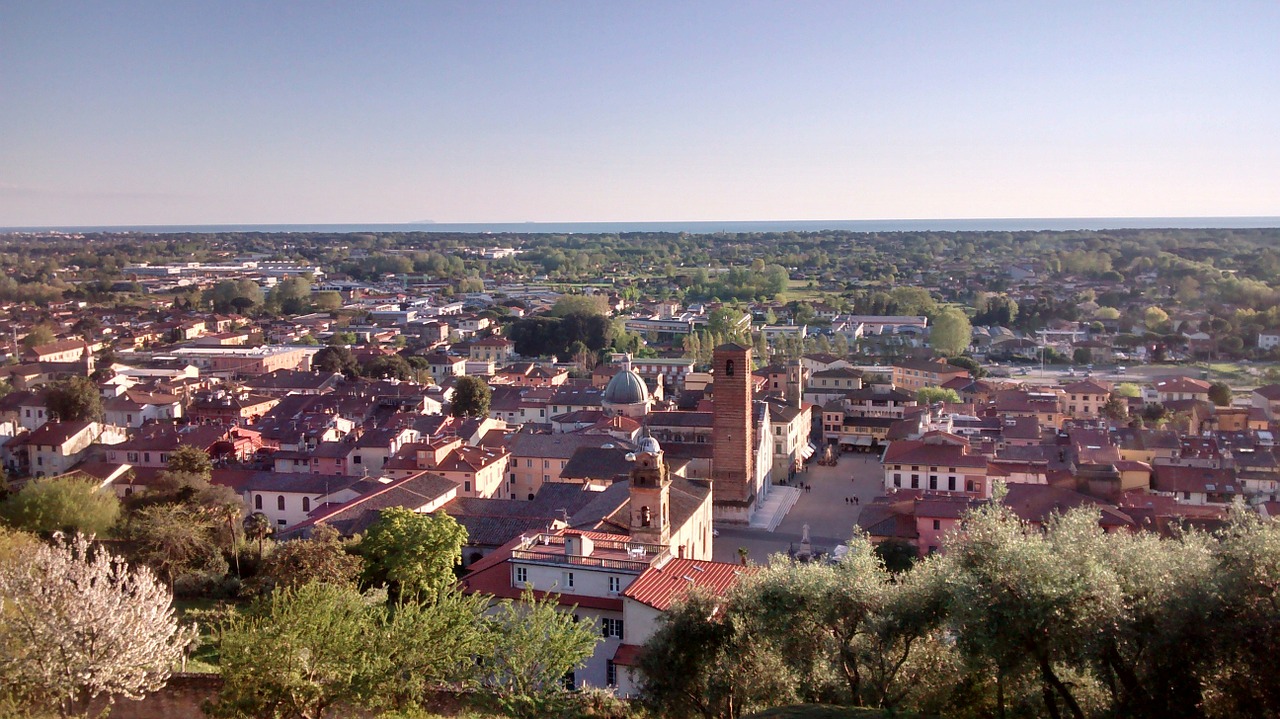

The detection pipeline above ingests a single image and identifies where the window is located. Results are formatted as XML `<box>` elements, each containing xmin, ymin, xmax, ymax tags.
<box><xmin>911</xmin><ymin>476</ymin><xmax>919</xmax><ymax>489</ymax></box>
<box><xmin>929</xmin><ymin>477</ymin><xmax>937</xmax><ymax>490</ymax></box>
<box><xmin>464</xmin><ymin>481</ymin><xmax>471</xmax><ymax>492</ymax></box>
<box><xmin>144</xmin><ymin>452</ymin><xmax>151</xmax><ymax>463</ymax></box>
<box><xmin>515</xmin><ymin>566</ymin><xmax>528</xmax><ymax>585</ymax></box>
<box><xmin>255</xmin><ymin>495</ymin><xmax>262</xmax><ymax>510</ymax></box>
<box><xmin>601</xmin><ymin>617</ymin><xmax>624</xmax><ymax>638</ymax></box>
<box><xmin>609</xmin><ymin>576</ymin><xmax>621</xmax><ymax>594</ymax></box>
<box><xmin>353</xmin><ymin>455</ymin><xmax>362</xmax><ymax>465</ymax></box>
<box><xmin>563</xmin><ymin>572</ymin><xmax>574</xmax><ymax>589</ymax></box>
<box><xmin>302</xmin><ymin>497</ymin><xmax>310</xmax><ymax>512</ymax></box>
<box><xmin>893</xmin><ymin>476</ymin><xmax>901</xmax><ymax>488</ymax></box>
<box><xmin>277</xmin><ymin>496</ymin><xmax>285</xmax><ymax>511</ymax></box>
<box><xmin>159</xmin><ymin>453</ymin><xmax>169</xmax><ymax>464</ymax></box>
<box><xmin>278</xmin><ymin>519</ymin><xmax>287</xmax><ymax>526</ymax></box>
<box><xmin>127</xmin><ymin>452</ymin><xmax>140</xmax><ymax>463</ymax></box>
<box><xmin>933</xmin><ymin>520</ymin><xmax>941</xmax><ymax>530</ymax></box>
<box><xmin>606</xmin><ymin>660</ymin><xmax>618</xmax><ymax>687</ymax></box>
<box><xmin>948</xmin><ymin>477</ymin><xmax>956</xmax><ymax>491</ymax></box>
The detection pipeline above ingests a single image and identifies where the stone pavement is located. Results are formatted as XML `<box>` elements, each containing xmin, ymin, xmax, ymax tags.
<box><xmin>712</xmin><ymin>450</ymin><xmax>886</xmax><ymax>564</ymax></box>
<box><xmin>747</xmin><ymin>485</ymin><xmax>802</xmax><ymax>531</ymax></box>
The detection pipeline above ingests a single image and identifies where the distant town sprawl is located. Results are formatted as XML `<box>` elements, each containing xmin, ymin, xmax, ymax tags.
<box><xmin>3</xmin><ymin>227</ymin><xmax>1280</xmax><ymax>701</ymax></box>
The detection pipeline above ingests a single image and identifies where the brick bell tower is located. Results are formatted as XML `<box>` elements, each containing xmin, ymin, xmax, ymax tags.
<box><xmin>711</xmin><ymin>342</ymin><xmax>755</xmax><ymax>519</ymax></box>
<box><xmin>628</xmin><ymin>433</ymin><xmax>670</xmax><ymax>547</ymax></box>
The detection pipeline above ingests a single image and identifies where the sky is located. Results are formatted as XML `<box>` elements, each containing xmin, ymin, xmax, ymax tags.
<box><xmin>2</xmin><ymin>1</ymin><xmax>1279</xmax><ymax>226</ymax></box>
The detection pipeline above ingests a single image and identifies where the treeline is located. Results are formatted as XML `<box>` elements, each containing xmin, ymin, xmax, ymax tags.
<box><xmin>638</xmin><ymin>502</ymin><xmax>1280</xmax><ymax>719</ymax></box>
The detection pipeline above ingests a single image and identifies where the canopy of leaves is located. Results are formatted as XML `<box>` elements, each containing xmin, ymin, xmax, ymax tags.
<box><xmin>47</xmin><ymin>376</ymin><xmax>104</xmax><ymax>423</ymax></box>
<box><xmin>258</xmin><ymin>525</ymin><xmax>363</xmax><ymax>592</ymax></box>
<box><xmin>167</xmin><ymin>444</ymin><xmax>213</xmax><ymax>477</ymax></box>
<box><xmin>357</xmin><ymin>508</ymin><xmax>467</xmax><ymax>600</ymax></box>
<box><xmin>0</xmin><ymin>477</ymin><xmax>120</xmax><ymax>536</ymax></box>
<box><xmin>928</xmin><ymin>307</ymin><xmax>972</xmax><ymax>356</ymax></box>
<box><xmin>450</xmin><ymin>376</ymin><xmax>492</xmax><ymax>418</ymax></box>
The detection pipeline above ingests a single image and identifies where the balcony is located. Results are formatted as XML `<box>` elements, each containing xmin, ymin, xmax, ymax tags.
<box><xmin>511</xmin><ymin>533</ymin><xmax>669</xmax><ymax>573</ymax></box>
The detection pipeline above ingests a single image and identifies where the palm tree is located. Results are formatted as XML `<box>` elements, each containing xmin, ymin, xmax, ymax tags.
<box><xmin>209</xmin><ymin>501</ymin><xmax>244</xmax><ymax>577</ymax></box>
<box><xmin>242</xmin><ymin>511</ymin><xmax>273</xmax><ymax>562</ymax></box>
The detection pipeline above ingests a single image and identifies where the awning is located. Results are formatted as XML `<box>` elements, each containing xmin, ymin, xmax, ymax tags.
<box><xmin>855</xmin><ymin>436</ymin><xmax>874</xmax><ymax>446</ymax></box>
<box><xmin>800</xmin><ymin>442</ymin><xmax>817</xmax><ymax>459</ymax></box>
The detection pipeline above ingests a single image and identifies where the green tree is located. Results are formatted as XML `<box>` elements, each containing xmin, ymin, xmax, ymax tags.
<box><xmin>259</xmin><ymin>525</ymin><xmax>363</xmax><ymax>592</ymax></box>
<box><xmin>362</xmin><ymin>355</ymin><xmax>413</xmax><ymax>381</ymax></box>
<box><xmin>1102</xmin><ymin>395</ymin><xmax>1130</xmax><ymax>421</ymax></box>
<box><xmin>450</xmin><ymin>376</ymin><xmax>492</xmax><ymax>418</ymax></box>
<box><xmin>1114</xmin><ymin>382</ymin><xmax>1142</xmax><ymax>398</ymax></box>
<box><xmin>874</xmin><ymin>539</ymin><xmax>919</xmax><ymax>574</ymax></box>
<box><xmin>1144</xmin><ymin>306</ymin><xmax>1170</xmax><ymax>332</ymax></box>
<box><xmin>127</xmin><ymin>503</ymin><xmax>227</xmax><ymax>589</ymax></box>
<box><xmin>358</xmin><ymin>508</ymin><xmax>467</xmax><ymax>600</ymax></box>
<box><xmin>1073</xmin><ymin>348</ymin><xmax>1093</xmax><ymax>365</ymax></box>
<box><xmin>205</xmin><ymin>279</ymin><xmax>264</xmax><ymax>314</ymax></box>
<box><xmin>548</xmin><ymin>294</ymin><xmax>607</xmax><ymax>317</ymax></box>
<box><xmin>638</xmin><ymin>589</ymin><xmax>796</xmax><ymax>719</ymax></box>
<box><xmin>0</xmin><ymin>477</ymin><xmax>120</xmax><ymax>536</ymax></box>
<box><xmin>312</xmin><ymin>291</ymin><xmax>343</xmax><ymax>312</ymax></box>
<box><xmin>377</xmin><ymin>589</ymin><xmax>495</xmax><ymax>705</ymax></box>
<box><xmin>314</xmin><ymin>345</ymin><xmax>360</xmax><ymax>377</ymax></box>
<box><xmin>46</xmin><ymin>376</ymin><xmax>104</xmax><ymax>422</ymax></box>
<box><xmin>167</xmin><ymin>445</ymin><xmax>213</xmax><ymax>477</ymax></box>
<box><xmin>916</xmin><ymin>387</ymin><xmax>961</xmax><ymax>405</ymax></box>
<box><xmin>21</xmin><ymin>324</ymin><xmax>57</xmax><ymax>350</ymax></box>
<box><xmin>929</xmin><ymin>308</ymin><xmax>972</xmax><ymax>356</ymax></box>
<box><xmin>481</xmin><ymin>589</ymin><xmax>602</xmax><ymax>712</ymax></box>
<box><xmin>1208</xmin><ymin>381</ymin><xmax>1233</xmax><ymax>407</ymax></box>
<box><xmin>944</xmin><ymin>505</ymin><xmax>1119</xmax><ymax>719</ymax></box>
<box><xmin>946</xmin><ymin>355</ymin><xmax>985</xmax><ymax>378</ymax></box>
<box><xmin>209</xmin><ymin>583</ymin><xmax>385</xmax><ymax>719</ymax></box>
<box><xmin>266</xmin><ymin>276</ymin><xmax>314</xmax><ymax>316</ymax></box>
<box><xmin>243</xmin><ymin>511</ymin><xmax>274</xmax><ymax>562</ymax></box>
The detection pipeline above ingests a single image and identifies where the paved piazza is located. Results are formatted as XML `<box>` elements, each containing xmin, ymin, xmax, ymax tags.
<box><xmin>712</xmin><ymin>451</ymin><xmax>885</xmax><ymax>564</ymax></box>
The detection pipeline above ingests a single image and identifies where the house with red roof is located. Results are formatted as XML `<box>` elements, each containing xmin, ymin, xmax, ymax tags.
<box><xmin>881</xmin><ymin>432</ymin><xmax>991</xmax><ymax>498</ymax></box>
<box><xmin>460</xmin><ymin>439</ymin><xmax>722</xmax><ymax>693</ymax></box>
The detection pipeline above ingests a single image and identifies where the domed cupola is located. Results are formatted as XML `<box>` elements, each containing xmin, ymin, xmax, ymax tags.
<box><xmin>602</xmin><ymin>355</ymin><xmax>652</xmax><ymax>418</ymax></box>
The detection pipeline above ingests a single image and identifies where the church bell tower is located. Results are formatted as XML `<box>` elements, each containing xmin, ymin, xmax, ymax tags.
<box><xmin>628</xmin><ymin>434</ymin><xmax>670</xmax><ymax>547</ymax></box>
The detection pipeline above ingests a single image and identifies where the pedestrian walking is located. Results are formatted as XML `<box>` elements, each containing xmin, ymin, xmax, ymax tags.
<box><xmin>854</xmin><ymin>496</ymin><xmax>860</xmax><ymax>506</ymax></box>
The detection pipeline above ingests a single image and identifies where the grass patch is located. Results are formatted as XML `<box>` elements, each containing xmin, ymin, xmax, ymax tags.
<box><xmin>173</xmin><ymin>597</ymin><xmax>246</xmax><ymax>673</ymax></box>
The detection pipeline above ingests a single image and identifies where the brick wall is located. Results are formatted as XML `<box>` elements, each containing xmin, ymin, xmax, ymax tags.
<box><xmin>711</xmin><ymin>344</ymin><xmax>754</xmax><ymax>505</ymax></box>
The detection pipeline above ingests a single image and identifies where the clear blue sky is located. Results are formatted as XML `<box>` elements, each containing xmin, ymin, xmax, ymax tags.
<box><xmin>2</xmin><ymin>1</ymin><xmax>1278</xmax><ymax>225</ymax></box>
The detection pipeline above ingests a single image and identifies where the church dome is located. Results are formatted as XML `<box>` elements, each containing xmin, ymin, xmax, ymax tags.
<box><xmin>638</xmin><ymin>434</ymin><xmax>661</xmax><ymax>455</ymax></box>
<box><xmin>603</xmin><ymin>368</ymin><xmax>649</xmax><ymax>406</ymax></box>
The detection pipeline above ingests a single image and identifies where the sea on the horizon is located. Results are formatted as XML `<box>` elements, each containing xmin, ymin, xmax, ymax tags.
<box><xmin>4</xmin><ymin>217</ymin><xmax>1280</xmax><ymax>235</ymax></box>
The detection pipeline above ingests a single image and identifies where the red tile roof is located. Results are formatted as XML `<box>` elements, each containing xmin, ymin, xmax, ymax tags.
<box><xmin>621</xmin><ymin>558</ymin><xmax>756</xmax><ymax>611</ymax></box>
